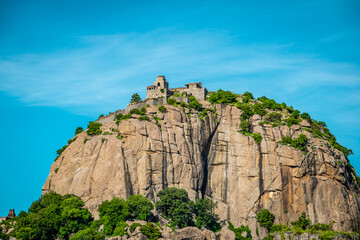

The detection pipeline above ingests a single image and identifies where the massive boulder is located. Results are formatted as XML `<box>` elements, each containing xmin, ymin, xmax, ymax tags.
<box><xmin>43</xmin><ymin>101</ymin><xmax>360</xmax><ymax>235</ymax></box>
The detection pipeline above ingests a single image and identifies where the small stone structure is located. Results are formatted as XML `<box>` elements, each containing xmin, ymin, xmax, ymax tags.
<box><xmin>7</xmin><ymin>209</ymin><xmax>15</xmax><ymax>219</ymax></box>
<box><xmin>146</xmin><ymin>76</ymin><xmax>207</xmax><ymax>101</ymax></box>
<box><xmin>0</xmin><ymin>209</ymin><xmax>15</xmax><ymax>223</ymax></box>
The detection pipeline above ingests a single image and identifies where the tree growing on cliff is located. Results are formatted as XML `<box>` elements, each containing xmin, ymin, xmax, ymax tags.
<box><xmin>130</xmin><ymin>93</ymin><xmax>141</xmax><ymax>103</ymax></box>
<box><xmin>98</xmin><ymin>198</ymin><xmax>131</xmax><ymax>235</ymax></box>
<box><xmin>256</xmin><ymin>209</ymin><xmax>275</xmax><ymax>232</ymax></box>
<box><xmin>291</xmin><ymin>212</ymin><xmax>311</xmax><ymax>230</ymax></box>
<box><xmin>155</xmin><ymin>188</ymin><xmax>193</xmax><ymax>228</ymax></box>
<box><xmin>190</xmin><ymin>198</ymin><xmax>221</xmax><ymax>232</ymax></box>
<box><xmin>126</xmin><ymin>194</ymin><xmax>154</xmax><ymax>221</ymax></box>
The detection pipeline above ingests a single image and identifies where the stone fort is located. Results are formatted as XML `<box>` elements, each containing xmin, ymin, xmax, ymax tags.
<box><xmin>146</xmin><ymin>76</ymin><xmax>207</xmax><ymax>101</ymax></box>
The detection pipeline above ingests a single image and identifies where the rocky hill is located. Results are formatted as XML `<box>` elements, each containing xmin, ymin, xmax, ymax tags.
<box><xmin>42</xmin><ymin>91</ymin><xmax>360</xmax><ymax>237</ymax></box>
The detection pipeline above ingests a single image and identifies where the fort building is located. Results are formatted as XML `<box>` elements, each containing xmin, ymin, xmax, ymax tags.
<box><xmin>0</xmin><ymin>209</ymin><xmax>15</xmax><ymax>223</ymax></box>
<box><xmin>146</xmin><ymin>76</ymin><xmax>207</xmax><ymax>101</ymax></box>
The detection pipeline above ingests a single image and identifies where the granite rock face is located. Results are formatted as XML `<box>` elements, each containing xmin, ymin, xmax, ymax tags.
<box><xmin>43</xmin><ymin>102</ymin><xmax>360</xmax><ymax>235</ymax></box>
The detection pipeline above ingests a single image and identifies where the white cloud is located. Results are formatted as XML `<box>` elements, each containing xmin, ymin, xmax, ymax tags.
<box><xmin>0</xmin><ymin>30</ymin><xmax>359</xmax><ymax>115</ymax></box>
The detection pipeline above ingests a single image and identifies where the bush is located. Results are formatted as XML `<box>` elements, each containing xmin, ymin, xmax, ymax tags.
<box><xmin>129</xmin><ymin>223</ymin><xmax>142</xmax><ymax>232</ymax></box>
<box><xmin>310</xmin><ymin>222</ymin><xmax>333</xmax><ymax>232</ymax></box>
<box><xmin>228</xmin><ymin>221</ymin><xmax>252</xmax><ymax>240</ymax></box>
<box><xmin>259</xmin><ymin>98</ymin><xmax>282</xmax><ymax>111</ymax></box>
<box><xmin>167</xmin><ymin>98</ymin><xmax>177</xmax><ymax>106</ymax></box>
<box><xmin>87</xmin><ymin>122</ymin><xmax>102</xmax><ymax>136</ymax></box>
<box><xmin>266</xmin><ymin>112</ymin><xmax>282</xmax><ymax>122</ymax></box>
<box><xmin>279</xmin><ymin>134</ymin><xmax>308</xmax><ymax>154</ymax></box>
<box><xmin>70</xmin><ymin>227</ymin><xmax>105</xmax><ymax>240</ymax></box>
<box><xmin>140</xmin><ymin>223</ymin><xmax>161</xmax><ymax>240</ymax></box>
<box><xmin>237</xmin><ymin>103</ymin><xmax>254</xmax><ymax>120</ymax></box>
<box><xmin>270</xmin><ymin>224</ymin><xmax>291</xmax><ymax>233</ymax></box>
<box><xmin>130</xmin><ymin>93</ymin><xmax>141</xmax><ymax>103</ymax></box>
<box><xmin>75</xmin><ymin>127</ymin><xmax>83</xmax><ymax>135</ymax></box>
<box><xmin>291</xmin><ymin>212</ymin><xmax>311</xmax><ymax>230</ymax></box>
<box><xmin>190</xmin><ymin>198</ymin><xmax>221</xmax><ymax>232</ymax></box>
<box><xmin>300</xmin><ymin>112</ymin><xmax>311</xmax><ymax>120</ymax></box>
<box><xmin>112</xmin><ymin>222</ymin><xmax>128</xmax><ymax>237</ymax></box>
<box><xmin>240</xmin><ymin>120</ymin><xmax>251</xmax><ymax>133</ymax></box>
<box><xmin>256</xmin><ymin>209</ymin><xmax>275</xmax><ymax>231</ymax></box>
<box><xmin>156</xmin><ymin>188</ymin><xmax>193</xmax><ymax>228</ymax></box>
<box><xmin>138</xmin><ymin>116</ymin><xmax>150</xmax><ymax>121</ymax></box>
<box><xmin>158</xmin><ymin>105</ymin><xmax>167</xmax><ymax>113</ymax></box>
<box><xmin>252</xmin><ymin>133</ymin><xmax>263</xmax><ymax>144</ymax></box>
<box><xmin>207</xmin><ymin>89</ymin><xmax>238</xmax><ymax>104</ymax></box>
<box><xmin>115</xmin><ymin>113</ymin><xmax>132</xmax><ymax>125</ymax></box>
<box><xmin>188</xmin><ymin>96</ymin><xmax>202</xmax><ymax>111</ymax></box>
<box><xmin>253</xmin><ymin>103</ymin><xmax>267</xmax><ymax>116</ymax></box>
<box><xmin>130</xmin><ymin>108</ymin><xmax>141</xmax><ymax>114</ymax></box>
<box><xmin>127</xmin><ymin>195</ymin><xmax>154</xmax><ymax>221</ymax></box>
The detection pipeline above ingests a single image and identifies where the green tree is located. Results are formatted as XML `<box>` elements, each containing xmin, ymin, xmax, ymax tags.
<box><xmin>98</xmin><ymin>198</ymin><xmax>131</xmax><ymax>235</ymax></box>
<box><xmin>14</xmin><ymin>192</ymin><xmax>93</xmax><ymax>240</ymax></box>
<box><xmin>75</xmin><ymin>127</ymin><xmax>83</xmax><ymax>135</ymax></box>
<box><xmin>156</xmin><ymin>188</ymin><xmax>193</xmax><ymax>228</ymax></box>
<box><xmin>256</xmin><ymin>209</ymin><xmax>275</xmax><ymax>232</ymax></box>
<box><xmin>190</xmin><ymin>198</ymin><xmax>221</xmax><ymax>232</ymax></box>
<box><xmin>127</xmin><ymin>194</ymin><xmax>154</xmax><ymax>221</ymax></box>
<box><xmin>291</xmin><ymin>212</ymin><xmax>311</xmax><ymax>230</ymax></box>
<box><xmin>130</xmin><ymin>93</ymin><xmax>142</xmax><ymax>103</ymax></box>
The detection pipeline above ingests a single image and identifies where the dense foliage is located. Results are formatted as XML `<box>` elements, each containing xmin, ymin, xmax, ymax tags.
<box><xmin>188</xmin><ymin>96</ymin><xmax>202</xmax><ymax>111</ymax></box>
<box><xmin>190</xmin><ymin>198</ymin><xmax>221</xmax><ymax>232</ymax></box>
<box><xmin>11</xmin><ymin>192</ymin><xmax>93</xmax><ymax>240</ymax></box>
<box><xmin>279</xmin><ymin>134</ymin><xmax>308</xmax><ymax>154</ymax></box>
<box><xmin>155</xmin><ymin>187</ymin><xmax>221</xmax><ymax>231</ymax></box>
<box><xmin>114</xmin><ymin>113</ymin><xmax>132</xmax><ymax>125</ymax></box>
<box><xmin>155</xmin><ymin>187</ymin><xmax>193</xmax><ymax>228</ymax></box>
<box><xmin>87</xmin><ymin>122</ymin><xmax>102</xmax><ymax>136</ymax></box>
<box><xmin>256</xmin><ymin>209</ymin><xmax>275</xmax><ymax>231</ymax></box>
<box><xmin>291</xmin><ymin>212</ymin><xmax>312</xmax><ymax>230</ymax></box>
<box><xmin>140</xmin><ymin>223</ymin><xmax>161</xmax><ymax>240</ymax></box>
<box><xmin>127</xmin><ymin>194</ymin><xmax>154</xmax><ymax>221</ymax></box>
<box><xmin>228</xmin><ymin>221</ymin><xmax>252</xmax><ymax>240</ymax></box>
<box><xmin>207</xmin><ymin>89</ymin><xmax>238</xmax><ymax>104</ymax></box>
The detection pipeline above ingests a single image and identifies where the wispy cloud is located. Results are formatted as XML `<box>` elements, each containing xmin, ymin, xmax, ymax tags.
<box><xmin>0</xmin><ymin>30</ymin><xmax>359</xmax><ymax>116</ymax></box>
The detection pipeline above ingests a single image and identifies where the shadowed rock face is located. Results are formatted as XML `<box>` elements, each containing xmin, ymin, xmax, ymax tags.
<box><xmin>43</xmin><ymin>102</ymin><xmax>360</xmax><ymax>233</ymax></box>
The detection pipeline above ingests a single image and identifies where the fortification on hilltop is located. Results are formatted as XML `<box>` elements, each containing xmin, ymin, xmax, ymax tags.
<box><xmin>146</xmin><ymin>76</ymin><xmax>207</xmax><ymax>101</ymax></box>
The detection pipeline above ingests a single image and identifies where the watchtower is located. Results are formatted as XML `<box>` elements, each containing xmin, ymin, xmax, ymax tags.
<box><xmin>7</xmin><ymin>209</ymin><xmax>15</xmax><ymax>219</ymax></box>
<box><xmin>146</xmin><ymin>76</ymin><xmax>169</xmax><ymax>100</ymax></box>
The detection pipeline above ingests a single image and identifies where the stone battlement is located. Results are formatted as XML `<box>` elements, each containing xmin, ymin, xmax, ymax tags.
<box><xmin>146</xmin><ymin>76</ymin><xmax>207</xmax><ymax>101</ymax></box>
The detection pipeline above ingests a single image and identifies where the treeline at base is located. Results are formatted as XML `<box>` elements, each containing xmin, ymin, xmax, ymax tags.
<box><xmin>1</xmin><ymin>187</ymin><xmax>359</xmax><ymax>240</ymax></box>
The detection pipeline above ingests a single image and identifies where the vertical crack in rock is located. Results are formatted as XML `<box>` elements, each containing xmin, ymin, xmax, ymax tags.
<box><xmin>200</xmin><ymin>119</ymin><xmax>220</xmax><ymax>198</ymax></box>
<box><xmin>257</xmin><ymin>140</ymin><xmax>264</xmax><ymax>209</ymax></box>
<box><xmin>161</xmin><ymin>130</ymin><xmax>168</xmax><ymax>189</ymax></box>
<box><xmin>120</xmin><ymin>145</ymin><xmax>133</xmax><ymax>196</ymax></box>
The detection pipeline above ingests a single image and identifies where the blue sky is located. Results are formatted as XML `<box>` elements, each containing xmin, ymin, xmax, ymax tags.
<box><xmin>0</xmin><ymin>0</ymin><xmax>360</xmax><ymax>216</ymax></box>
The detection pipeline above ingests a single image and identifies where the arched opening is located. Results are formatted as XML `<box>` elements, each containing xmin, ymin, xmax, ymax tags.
<box><xmin>157</xmin><ymin>82</ymin><xmax>160</xmax><ymax>86</ymax></box>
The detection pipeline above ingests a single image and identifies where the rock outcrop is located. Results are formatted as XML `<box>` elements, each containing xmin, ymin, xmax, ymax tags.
<box><xmin>43</xmin><ymin>100</ymin><xmax>360</xmax><ymax>236</ymax></box>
